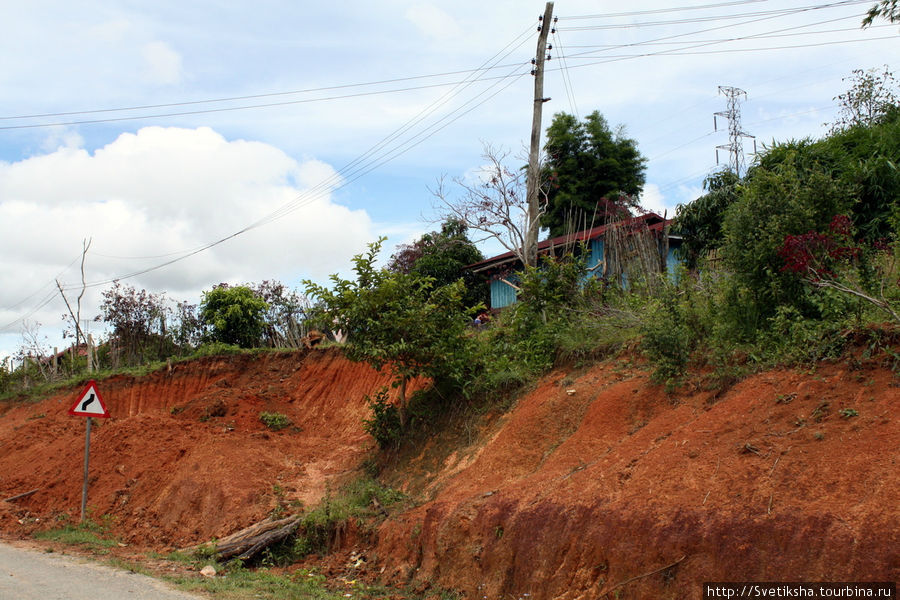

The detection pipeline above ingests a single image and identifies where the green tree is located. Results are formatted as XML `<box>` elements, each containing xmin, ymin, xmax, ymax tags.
<box><xmin>830</xmin><ymin>66</ymin><xmax>898</xmax><ymax>133</ymax></box>
<box><xmin>304</xmin><ymin>238</ymin><xmax>474</xmax><ymax>426</ymax></box>
<box><xmin>388</xmin><ymin>218</ymin><xmax>487</xmax><ymax>308</ymax></box>
<box><xmin>199</xmin><ymin>285</ymin><xmax>269</xmax><ymax>348</ymax></box>
<box><xmin>862</xmin><ymin>0</ymin><xmax>899</xmax><ymax>26</ymax></box>
<box><xmin>721</xmin><ymin>151</ymin><xmax>855</xmax><ymax>337</ymax></box>
<box><xmin>542</xmin><ymin>111</ymin><xmax>647</xmax><ymax>237</ymax></box>
<box><xmin>673</xmin><ymin>170</ymin><xmax>741</xmax><ymax>269</ymax></box>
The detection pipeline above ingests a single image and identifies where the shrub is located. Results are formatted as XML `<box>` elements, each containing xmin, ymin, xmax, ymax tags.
<box><xmin>292</xmin><ymin>477</ymin><xmax>405</xmax><ymax>558</ymax></box>
<box><xmin>259</xmin><ymin>412</ymin><xmax>292</xmax><ymax>431</ymax></box>
<box><xmin>200</xmin><ymin>285</ymin><xmax>269</xmax><ymax>348</ymax></box>
<box><xmin>362</xmin><ymin>388</ymin><xmax>402</xmax><ymax>450</ymax></box>
<box><xmin>641</xmin><ymin>269</ymin><xmax>716</xmax><ymax>387</ymax></box>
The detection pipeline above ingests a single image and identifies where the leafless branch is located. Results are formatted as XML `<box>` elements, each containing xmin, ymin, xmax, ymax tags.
<box><xmin>433</xmin><ymin>144</ymin><xmax>548</xmax><ymax>267</ymax></box>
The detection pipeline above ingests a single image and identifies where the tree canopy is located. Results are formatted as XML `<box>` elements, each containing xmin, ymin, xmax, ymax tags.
<box><xmin>673</xmin><ymin>170</ymin><xmax>741</xmax><ymax>270</ymax></box>
<box><xmin>304</xmin><ymin>238</ymin><xmax>474</xmax><ymax>425</ymax></box>
<box><xmin>541</xmin><ymin>111</ymin><xmax>647</xmax><ymax>237</ymax></box>
<box><xmin>388</xmin><ymin>218</ymin><xmax>487</xmax><ymax>308</ymax></box>
<box><xmin>199</xmin><ymin>285</ymin><xmax>269</xmax><ymax>348</ymax></box>
<box><xmin>862</xmin><ymin>0</ymin><xmax>899</xmax><ymax>26</ymax></box>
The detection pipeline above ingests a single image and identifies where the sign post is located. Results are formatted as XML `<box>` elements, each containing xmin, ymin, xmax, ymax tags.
<box><xmin>68</xmin><ymin>380</ymin><xmax>110</xmax><ymax>522</ymax></box>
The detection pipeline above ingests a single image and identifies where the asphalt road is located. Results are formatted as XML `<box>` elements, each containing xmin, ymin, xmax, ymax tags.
<box><xmin>0</xmin><ymin>542</ymin><xmax>204</xmax><ymax>600</ymax></box>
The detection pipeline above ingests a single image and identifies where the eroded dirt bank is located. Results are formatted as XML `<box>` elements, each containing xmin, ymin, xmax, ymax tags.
<box><xmin>0</xmin><ymin>348</ymin><xmax>412</xmax><ymax>547</ymax></box>
<box><xmin>370</xmin><ymin>358</ymin><xmax>898</xmax><ymax>599</ymax></box>
<box><xmin>1</xmin><ymin>347</ymin><xmax>898</xmax><ymax>599</ymax></box>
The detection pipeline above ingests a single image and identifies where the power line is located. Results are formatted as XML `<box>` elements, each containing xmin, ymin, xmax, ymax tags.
<box><xmin>551</xmin><ymin>27</ymin><xmax>580</xmax><ymax>118</ymax></box>
<box><xmin>559</xmin><ymin>5</ymin><xmax>875</xmax><ymax>62</ymax></box>
<box><xmin>560</xmin><ymin>22</ymin><xmax>895</xmax><ymax>49</ymax></box>
<box><xmin>558</xmin><ymin>0</ymin><xmax>772</xmax><ymax>20</ymax></box>
<box><xmin>0</xmin><ymin>64</ymin><xmax>525</xmax><ymax>122</ymax></box>
<box><xmin>47</xmin><ymin>26</ymin><xmax>536</xmax><ymax>294</ymax></box>
<box><xmin>3</xmin><ymin>24</ymin><xmax>537</xmax><ymax>325</ymax></box>
<box><xmin>551</xmin><ymin>29</ymin><xmax>890</xmax><ymax>69</ymax></box>
<box><xmin>0</xmin><ymin>71</ymin><xmax>530</xmax><ymax>131</ymax></box>
<box><xmin>558</xmin><ymin>0</ymin><xmax>869</xmax><ymax>30</ymax></box>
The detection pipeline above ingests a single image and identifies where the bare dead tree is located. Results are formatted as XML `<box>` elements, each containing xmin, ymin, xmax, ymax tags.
<box><xmin>15</xmin><ymin>321</ymin><xmax>51</xmax><ymax>385</ymax></box>
<box><xmin>57</xmin><ymin>238</ymin><xmax>92</xmax><ymax>355</ymax></box>
<box><xmin>434</xmin><ymin>144</ymin><xmax>548</xmax><ymax>267</ymax></box>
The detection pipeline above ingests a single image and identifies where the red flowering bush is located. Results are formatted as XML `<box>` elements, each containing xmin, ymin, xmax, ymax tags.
<box><xmin>778</xmin><ymin>214</ymin><xmax>900</xmax><ymax>325</ymax></box>
<box><xmin>778</xmin><ymin>215</ymin><xmax>861</xmax><ymax>281</ymax></box>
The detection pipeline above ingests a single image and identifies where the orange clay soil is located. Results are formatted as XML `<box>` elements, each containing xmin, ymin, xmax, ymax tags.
<box><xmin>1</xmin><ymin>344</ymin><xmax>898</xmax><ymax>600</ymax></box>
<box><xmin>368</xmin><ymin>353</ymin><xmax>899</xmax><ymax>599</ymax></box>
<box><xmin>0</xmin><ymin>348</ymin><xmax>421</xmax><ymax>548</ymax></box>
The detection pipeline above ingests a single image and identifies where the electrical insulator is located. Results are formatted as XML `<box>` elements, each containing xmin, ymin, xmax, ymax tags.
<box><xmin>531</xmin><ymin>58</ymin><xmax>536</xmax><ymax>65</ymax></box>
<box><xmin>547</xmin><ymin>44</ymin><xmax>552</xmax><ymax>50</ymax></box>
<box><xmin>531</xmin><ymin>69</ymin><xmax>536</xmax><ymax>76</ymax></box>
<box><xmin>546</xmin><ymin>54</ymin><xmax>552</xmax><ymax>60</ymax></box>
<box><xmin>537</xmin><ymin>25</ymin><xmax>542</xmax><ymax>31</ymax></box>
<box><xmin>551</xmin><ymin>28</ymin><xmax>556</xmax><ymax>34</ymax></box>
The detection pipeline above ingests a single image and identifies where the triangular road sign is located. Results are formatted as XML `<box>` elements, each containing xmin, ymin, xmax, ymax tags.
<box><xmin>68</xmin><ymin>380</ymin><xmax>110</xmax><ymax>418</ymax></box>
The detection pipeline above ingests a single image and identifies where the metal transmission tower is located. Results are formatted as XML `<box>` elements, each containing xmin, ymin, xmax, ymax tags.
<box><xmin>714</xmin><ymin>86</ymin><xmax>756</xmax><ymax>177</ymax></box>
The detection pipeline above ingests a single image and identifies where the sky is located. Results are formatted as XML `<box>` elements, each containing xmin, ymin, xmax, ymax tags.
<box><xmin>1</xmin><ymin>0</ymin><xmax>897</xmax><ymax>361</ymax></box>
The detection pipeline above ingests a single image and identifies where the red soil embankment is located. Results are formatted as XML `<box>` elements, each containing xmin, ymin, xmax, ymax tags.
<box><xmin>1</xmin><ymin>346</ymin><xmax>897</xmax><ymax>599</ymax></box>
<box><xmin>0</xmin><ymin>348</ymin><xmax>413</xmax><ymax>548</ymax></box>
<box><xmin>371</xmin><ymin>358</ymin><xmax>899</xmax><ymax>599</ymax></box>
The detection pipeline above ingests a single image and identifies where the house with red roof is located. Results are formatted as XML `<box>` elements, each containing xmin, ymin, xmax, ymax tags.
<box><xmin>467</xmin><ymin>212</ymin><xmax>682</xmax><ymax>309</ymax></box>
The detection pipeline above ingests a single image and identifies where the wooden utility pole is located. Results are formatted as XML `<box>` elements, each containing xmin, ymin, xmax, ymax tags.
<box><xmin>525</xmin><ymin>2</ymin><xmax>554</xmax><ymax>267</ymax></box>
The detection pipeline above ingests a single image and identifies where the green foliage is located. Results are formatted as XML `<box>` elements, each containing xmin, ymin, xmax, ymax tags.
<box><xmin>389</xmin><ymin>218</ymin><xmax>488</xmax><ymax>308</ymax></box>
<box><xmin>712</xmin><ymin>104</ymin><xmax>900</xmax><ymax>340</ymax></box>
<box><xmin>862</xmin><ymin>0</ymin><xmax>899</xmax><ymax>26</ymax></box>
<box><xmin>170</xmin><ymin>564</ymin><xmax>347</xmax><ymax>600</ymax></box>
<box><xmin>304</xmin><ymin>238</ymin><xmax>476</xmax><ymax>424</ymax></box>
<box><xmin>461</xmin><ymin>251</ymin><xmax>624</xmax><ymax>398</ymax></box>
<box><xmin>542</xmin><ymin>110</ymin><xmax>648</xmax><ymax>236</ymax></box>
<box><xmin>830</xmin><ymin>65</ymin><xmax>898</xmax><ymax>133</ymax></box>
<box><xmin>362</xmin><ymin>387</ymin><xmax>402</xmax><ymax>450</ymax></box>
<box><xmin>673</xmin><ymin>170</ymin><xmax>741</xmax><ymax>269</ymax></box>
<box><xmin>721</xmin><ymin>151</ymin><xmax>855</xmax><ymax>336</ymax></box>
<box><xmin>259</xmin><ymin>412</ymin><xmax>292</xmax><ymax>431</ymax></box>
<box><xmin>763</xmin><ymin>303</ymin><xmax>852</xmax><ymax>363</ymax></box>
<box><xmin>34</xmin><ymin>518</ymin><xmax>118</xmax><ymax>550</ymax></box>
<box><xmin>499</xmin><ymin>251</ymin><xmax>594</xmax><ymax>374</ymax></box>
<box><xmin>0</xmin><ymin>359</ymin><xmax>11</xmax><ymax>396</ymax></box>
<box><xmin>825</xmin><ymin>107</ymin><xmax>900</xmax><ymax>241</ymax></box>
<box><xmin>200</xmin><ymin>285</ymin><xmax>269</xmax><ymax>348</ymax></box>
<box><xmin>640</xmin><ymin>270</ymin><xmax>715</xmax><ymax>387</ymax></box>
<box><xmin>190</xmin><ymin>341</ymin><xmax>246</xmax><ymax>357</ymax></box>
<box><xmin>292</xmin><ymin>477</ymin><xmax>405</xmax><ymax>559</ymax></box>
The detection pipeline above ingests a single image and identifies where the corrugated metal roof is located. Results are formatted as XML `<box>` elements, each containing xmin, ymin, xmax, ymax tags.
<box><xmin>467</xmin><ymin>212</ymin><xmax>671</xmax><ymax>273</ymax></box>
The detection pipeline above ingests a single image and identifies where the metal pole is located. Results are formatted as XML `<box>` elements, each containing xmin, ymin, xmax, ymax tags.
<box><xmin>80</xmin><ymin>417</ymin><xmax>91</xmax><ymax>522</ymax></box>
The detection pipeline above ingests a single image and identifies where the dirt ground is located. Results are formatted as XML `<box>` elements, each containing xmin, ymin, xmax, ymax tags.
<box><xmin>1</xmin><ymin>344</ymin><xmax>897</xmax><ymax>599</ymax></box>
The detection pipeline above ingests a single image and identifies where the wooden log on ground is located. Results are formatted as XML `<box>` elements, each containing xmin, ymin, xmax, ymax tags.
<box><xmin>2</xmin><ymin>489</ymin><xmax>40</xmax><ymax>503</ymax></box>
<box><xmin>183</xmin><ymin>514</ymin><xmax>303</xmax><ymax>562</ymax></box>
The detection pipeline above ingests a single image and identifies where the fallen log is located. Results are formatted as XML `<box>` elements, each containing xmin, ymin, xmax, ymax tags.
<box><xmin>2</xmin><ymin>488</ymin><xmax>40</xmax><ymax>503</ymax></box>
<box><xmin>183</xmin><ymin>514</ymin><xmax>303</xmax><ymax>563</ymax></box>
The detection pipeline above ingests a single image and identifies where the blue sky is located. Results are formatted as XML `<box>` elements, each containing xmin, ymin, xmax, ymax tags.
<box><xmin>1</xmin><ymin>0</ymin><xmax>897</xmax><ymax>360</ymax></box>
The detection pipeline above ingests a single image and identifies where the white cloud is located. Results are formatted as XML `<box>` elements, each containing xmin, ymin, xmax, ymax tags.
<box><xmin>0</xmin><ymin>126</ymin><xmax>374</xmax><ymax>350</ymax></box>
<box><xmin>142</xmin><ymin>41</ymin><xmax>184</xmax><ymax>85</ymax></box>
<box><xmin>639</xmin><ymin>183</ymin><xmax>667</xmax><ymax>216</ymax></box>
<box><xmin>40</xmin><ymin>126</ymin><xmax>85</xmax><ymax>154</ymax></box>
